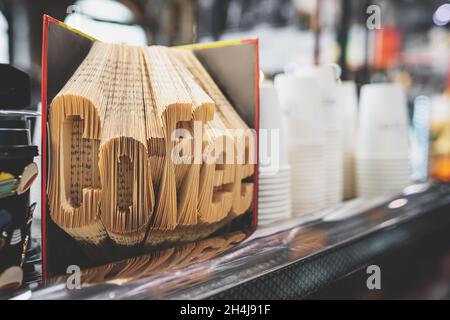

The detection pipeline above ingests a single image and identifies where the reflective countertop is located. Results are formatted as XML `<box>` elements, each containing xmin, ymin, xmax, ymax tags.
<box><xmin>18</xmin><ymin>182</ymin><xmax>450</xmax><ymax>300</ymax></box>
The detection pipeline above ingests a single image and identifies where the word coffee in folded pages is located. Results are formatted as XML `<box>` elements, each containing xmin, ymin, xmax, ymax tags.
<box><xmin>48</xmin><ymin>42</ymin><xmax>255</xmax><ymax>258</ymax></box>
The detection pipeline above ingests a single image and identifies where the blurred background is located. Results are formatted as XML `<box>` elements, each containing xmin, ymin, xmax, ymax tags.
<box><xmin>0</xmin><ymin>0</ymin><xmax>449</xmax><ymax>106</ymax></box>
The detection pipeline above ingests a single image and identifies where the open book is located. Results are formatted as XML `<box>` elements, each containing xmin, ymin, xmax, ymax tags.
<box><xmin>48</xmin><ymin>42</ymin><xmax>255</xmax><ymax>255</ymax></box>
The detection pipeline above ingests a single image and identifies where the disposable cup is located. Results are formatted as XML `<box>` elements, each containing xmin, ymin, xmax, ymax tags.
<box><xmin>259</xmin><ymin>206</ymin><xmax>292</xmax><ymax>215</ymax></box>
<box><xmin>357</xmin><ymin>83</ymin><xmax>410</xmax><ymax>156</ymax></box>
<box><xmin>337</xmin><ymin>81</ymin><xmax>358</xmax><ymax>155</ymax></box>
<box><xmin>258</xmin><ymin>165</ymin><xmax>291</xmax><ymax>177</ymax></box>
<box><xmin>259</xmin><ymin>188</ymin><xmax>291</xmax><ymax>196</ymax></box>
<box><xmin>259</xmin><ymin>172</ymin><xmax>292</xmax><ymax>180</ymax></box>
<box><xmin>275</xmin><ymin>73</ymin><xmax>326</xmax><ymax>144</ymax></box>
<box><xmin>258</xmin><ymin>198</ymin><xmax>292</xmax><ymax>209</ymax></box>
<box><xmin>259</xmin><ymin>210</ymin><xmax>292</xmax><ymax>219</ymax></box>
<box><xmin>259</xmin><ymin>82</ymin><xmax>290</xmax><ymax>172</ymax></box>
<box><xmin>274</xmin><ymin>73</ymin><xmax>322</xmax><ymax>117</ymax></box>
<box><xmin>258</xmin><ymin>196</ymin><xmax>291</xmax><ymax>204</ymax></box>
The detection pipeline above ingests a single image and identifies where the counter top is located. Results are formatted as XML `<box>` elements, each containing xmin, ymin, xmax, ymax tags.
<box><xmin>20</xmin><ymin>182</ymin><xmax>450</xmax><ymax>300</ymax></box>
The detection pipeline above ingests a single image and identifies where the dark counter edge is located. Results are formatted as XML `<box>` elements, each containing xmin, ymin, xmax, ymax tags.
<box><xmin>172</xmin><ymin>184</ymin><xmax>450</xmax><ymax>300</ymax></box>
<box><xmin>206</xmin><ymin>184</ymin><xmax>450</xmax><ymax>299</ymax></box>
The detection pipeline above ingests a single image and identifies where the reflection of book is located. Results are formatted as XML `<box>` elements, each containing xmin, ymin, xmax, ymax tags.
<box><xmin>48</xmin><ymin>42</ymin><xmax>254</xmax><ymax>255</ymax></box>
<box><xmin>0</xmin><ymin>266</ymin><xmax>23</xmax><ymax>293</ymax></box>
<box><xmin>47</xmin><ymin>232</ymin><xmax>247</xmax><ymax>289</ymax></box>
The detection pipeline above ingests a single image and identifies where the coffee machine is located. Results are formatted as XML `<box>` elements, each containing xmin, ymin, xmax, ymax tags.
<box><xmin>0</xmin><ymin>64</ymin><xmax>39</xmax><ymax>292</ymax></box>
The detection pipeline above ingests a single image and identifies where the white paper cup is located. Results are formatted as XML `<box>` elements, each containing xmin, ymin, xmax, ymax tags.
<box><xmin>338</xmin><ymin>81</ymin><xmax>358</xmax><ymax>154</ymax></box>
<box><xmin>259</xmin><ymin>201</ymin><xmax>292</xmax><ymax>210</ymax></box>
<box><xmin>358</xmin><ymin>180</ymin><xmax>410</xmax><ymax>187</ymax></box>
<box><xmin>357</xmin><ymin>187</ymin><xmax>407</xmax><ymax>198</ymax></box>
<box><xmin>292</xmin><ymin>67</ymin><xmax>343</xmax><ymax>207</ymax></box>
<box><xmin>292</xmin><ymin>207</ymin><xmax>324</xmax><ymax>216</ymax></box>
<box><xmin>356</xmin><ymin>168</ymin><xmax>412</xmax><ymax>176</ymax></box>
<box><xmin>259</xmin><ymin>171</ymin><xmax>292</xmax><ymax>179</ymax></box>
<box><xmin>259</xmin><ymin>205</ymin><xmax>292</xmax><ymax>215</ymax></box>
<box><xmin>357</xmin><ymin>178</ymin><xmax>411</xmax><ymax>196</ymax></box>
<box><xmin>258</xmin><ymin>194</ymin><xmax>291</xmax><ymax>203</ymax></box>
<box><xmin>260</xmin><ymin>81</ymin><xmax>284</xmax><ymax>130</ymax></box>
<box><xmin>338</xmin><ymin>81</ymin><xmax>358</xmax><ymax>200</ymax></box>
<box><xmin>259</xmin><ymin>181</ymin><xmax>291</xmax><ymax>186</ymax></box>
<box><xmin>259</xmin><ymin>208</ymin><xmax>291</xmax><ymax>216</ymax></box>
<box><xmin>275</xmin><ymin>73</ymin><xmax>326</xmax><ymax>144</ymax></box>
<box><xmin>357</xmin><ymin>83</ymin><xmax>410</xmax><ymax>157</ymax></box>
<box><xmin>274</xmin><ymin>73</ymin><xmax>322</xmax><ymax>117</ymax></box>
<box><xmin>291</xmin><ymin>65</ymin><xmax>338</xmax><ymax>97</ymax></box>
<box><xmin>356</xmin><ymin>165</ymin><xmax>412</xmax><ymax>171</ymax></box>
<box><xmin>259</xmin><ymin>81</ymin><xmax>290</xmax><ymax>172</ymax></box>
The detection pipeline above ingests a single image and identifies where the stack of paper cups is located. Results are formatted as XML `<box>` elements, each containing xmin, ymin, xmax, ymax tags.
<box><xmin>258</xmin><ymin>81</ymin><xmax>292</xmax><ymax>226</ymax></box>
<box><xmin>356</xmin><ymin>83</ymin><xmax>412</xmax><ymax>197</ymax></box>
<box><xmin>322</xmin><ymin>68</ymin><xmax>343</xmax><ymax>207</ymax></box>
<box><xmin>275</xmin><ymin>73</ymin><xmax>327</xmax><ymax>217</ymax></box>
<box><xmin>336</xmin><ymin>81</ymin><xmax>358</xmax><ymax>200</ymax></box>
<box><xmin>293</xmin><ymin>65</ymin><xmax>343</xmax><ymax>207</ymax></box>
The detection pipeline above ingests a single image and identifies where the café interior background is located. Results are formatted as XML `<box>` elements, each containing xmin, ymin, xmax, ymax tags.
<box><xmin>0</xmin><ymin>0</ymin><xmax>450</xmax><ymax>300</ymax></box>
<box><xmin>0</xmin><ymin>0</ymin><xmax>449</xmax><ymax>272</ymax></box>
<box><xmin>1</xmin><ymin>0</ymin><xmax>449</xmax><ymax>102</ymax></box>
